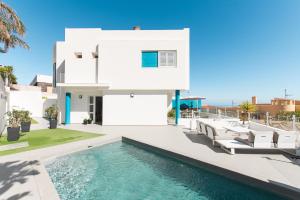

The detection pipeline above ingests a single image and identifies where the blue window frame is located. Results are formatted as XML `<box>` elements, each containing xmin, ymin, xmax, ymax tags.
<box><xmin>142</xmin><ymin>51</ymin><xmax>158</xmax><ymax>67</ymax></box>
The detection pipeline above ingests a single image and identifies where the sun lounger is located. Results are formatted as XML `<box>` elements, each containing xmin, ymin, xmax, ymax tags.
<box><xmin>200</xmin><ymin>121</ymin><xmax>208</xmax><ymax>135</ymax></box>
<box><xmin>206</xmin><ymin>125</ymin><xmax>240</xmax><ymax>146</ymax></box>
<box><xmin>273</xmin><ymin>130</ymin><xmax>297</xmax><ymax>149</ymax></box>
<box><xmin>196</xmin><ymin>120</ymin><xmax>202</xmax><ymax>134</ymax></box>
<box><xmin>216</xmin><ymin>140</ymin><xmax>253</xmax><ymax>154</ymax></box>
<box><xmin>236</xmin><ymin>130</ymin><xmax>274</xmax><ymax>148</ymax></box>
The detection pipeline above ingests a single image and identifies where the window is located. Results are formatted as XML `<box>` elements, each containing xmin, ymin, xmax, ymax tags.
<box><xmin>89</xmin><ymin>96</ymin><xmax>94</xmax><ymax>121</ymax></box>
<box><xmin>159</xmin><ymin>51</ymin><xmax>176</xmax><ymax>66</ymax></box>
<box><xmin>142</xmin><ymin>51</ymin><xmax>158</xmax><ymax>67</ymax></box>
<box><xmin>75</xmin><ymin>52</ymin><xmax>82</xmax><ymax>58</ymax></box>
<box><xmin>142</xmin><ymin>50</ymin><xmax>177</xmax><ymax>68</ymax></box>
<box><xmin>53</xmin><ymin>63</ymin><xmax>56</xmax><ymax>87</ymax></box>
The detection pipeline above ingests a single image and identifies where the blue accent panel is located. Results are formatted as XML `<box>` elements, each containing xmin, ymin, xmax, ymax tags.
<box><xmin>175</xmin><ymin>90</ymin><xmax>180</xmax><ymax>125</ymax></box>
<box><xmin>65</xmin><ymin>92</ymin><xmax>71</xmax><ymax>124</ymax></box>
<box><xmin>142</xmin><ymin>51</ymin><xmax>158</xmax><ymax>67</ymax></box>
<box><xmin>172</xmin><ymin>99</ymin><xmax>203</xmax><ymax>110</ymax></box>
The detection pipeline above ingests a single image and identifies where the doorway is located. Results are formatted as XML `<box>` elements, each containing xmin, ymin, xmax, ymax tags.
<box><xmin>95</xmin><ymin>96</ymin><xmax>103</xmax><ymax>125</ymax></box>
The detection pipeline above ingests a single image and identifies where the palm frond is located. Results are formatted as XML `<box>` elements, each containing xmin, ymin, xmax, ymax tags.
<box><xmin>7</xmin><ymin>34</ymin><xmax>29</xmax><ymax>49</ymax></box>
<box><xmin>0</xmin><ymin>2</ymin><xmax>25</xmax><ymax>35</ymax></box>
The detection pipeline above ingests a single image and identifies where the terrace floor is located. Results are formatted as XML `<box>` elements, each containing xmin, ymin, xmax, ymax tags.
<box><xmin>0</xmin><ymin>124</ymin><xmax>300</xmax><ymax>199</ymax></box>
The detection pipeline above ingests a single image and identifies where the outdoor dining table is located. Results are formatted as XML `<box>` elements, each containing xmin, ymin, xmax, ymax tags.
<box><xmin>223</xmin><ymin>125</ymin><xmax>250</xmax><ymax>133</ymax></box>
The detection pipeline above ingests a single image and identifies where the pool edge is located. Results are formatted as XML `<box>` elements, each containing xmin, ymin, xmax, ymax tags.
<box><xmin>122</xmin><ymin>136</ymin><xmax>299</xmax><ymax>200</ymax></box>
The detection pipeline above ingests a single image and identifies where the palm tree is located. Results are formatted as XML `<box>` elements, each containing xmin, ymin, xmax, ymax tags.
<box><xmin>0</xmin><ymin>65</ymin><xmax>17</xmax><ymax>84</ymax></box>
<box><xmin>0</xmin><ymin>1</ymin><xmax>29</xmax><ymax>53</ymax></box>
<box><xmin>239</xmin><ymin>101</ymin><xmax>256</xmax><ymax>124</ymax></box>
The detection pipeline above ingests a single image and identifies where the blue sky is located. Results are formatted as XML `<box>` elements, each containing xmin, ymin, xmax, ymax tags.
<box><xmin>1</xmin><ymin>0</ymin><xmax>300</xmax><ymax>105</ymax></box>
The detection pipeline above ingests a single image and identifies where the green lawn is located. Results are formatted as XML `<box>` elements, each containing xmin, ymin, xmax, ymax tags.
<box><xmin>0</xmin><ymin>128</ymin><xmax>101</xmax><ymax>156</ymax></box>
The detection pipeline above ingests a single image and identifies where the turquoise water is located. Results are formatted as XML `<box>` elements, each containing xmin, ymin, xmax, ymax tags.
<box><xmin>46</xmin><ymin>142</ymin><xmax>285</xmax><ymax>200</ymax></box>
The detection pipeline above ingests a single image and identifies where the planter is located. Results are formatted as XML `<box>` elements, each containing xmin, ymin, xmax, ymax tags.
<box><xmin>7</xmin><ymin>127</ymin><xmax>20</xmax><ymax>141</ymax></box>
<box><xmin>49</xmin><ymin>119</ymin><xmax>57</xmax><ymax>129</ymax></box>
<box><xmin>21</xmin><ymin>121</ymin><xmax>31</xmax><ymax>132</ymax></box>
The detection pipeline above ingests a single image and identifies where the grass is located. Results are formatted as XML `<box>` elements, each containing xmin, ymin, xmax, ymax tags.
<box><xmin>0</xmin><ymin>128</ymin><xmax>101</xmax><ymax>156</ymax></box>
<box><xmin>31</xmin><ymin>118</ymin><xmax>38</xmax><ymax>124</ymax></box>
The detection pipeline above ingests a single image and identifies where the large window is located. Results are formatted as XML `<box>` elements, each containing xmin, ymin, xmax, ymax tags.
<box><xmin>142</xmin><ymin>51</ymin><xmax>177</xmax><ymax>68</ymax></box>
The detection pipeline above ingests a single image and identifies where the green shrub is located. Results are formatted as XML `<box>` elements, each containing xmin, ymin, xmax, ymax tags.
<box><xmin>168</xmin><ymin>109</ymin><xmax>175</xmax><ymax>118</ymax></box>
<box><xmin>45</xmin><ymin>105</ymin><xmax>58</xmax><ymax>120</ymax></box>
<box><xmin>6</xmin><ymin>109</ymin><xmax>22</xmax><ymax>127</ymax></box>
<box><xmin>19</xmin><ymin>110</ymin><xmax>32</xmax><ymax>123</ymax></box>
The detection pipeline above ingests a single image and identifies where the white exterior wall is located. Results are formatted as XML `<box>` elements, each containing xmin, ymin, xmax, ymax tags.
<box><xmin>9</xmin><ymin>91</ymin><xmax>43</xmax><ymax>117</ymax></box>
<box><xmin>9</xmin><ymin>90</ymin><xmax>57</xmax><ymax>118</ymax></box>
<box><xmin>70</xmin><ymin>94</ymin><xmax>89</xmax><ymax>123</ymax></box>
<box><xmin>0</xmin><ymin>78</ymin><xmax>7</xmax><ymax>133</ymax></box>
<box><xmin>56</xmin><ymin>28</ymin><xmax>189</xmax><ymax>90</ymax></box>
<box><xmin>103</xmin><ymin>94</ymin><xmax>167</xmax><ymax>125</ymax></box>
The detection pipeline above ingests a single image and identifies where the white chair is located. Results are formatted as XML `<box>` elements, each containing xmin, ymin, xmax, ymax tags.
<box><xmin>273</xmin><ymin>131</ymin><xmax>297</xmax><ymax>149</ymax></box>
<box><xmin>244</xmin><ymin>131</ymin><xmax>274</xmax><ymax>148</ymax></box>
<box><xmin>196</xmin><ymin>120</ymin><xmax>202</xmax><ymax>134</ymax></box>
<box><xmin>200</xmin><ymin>122</ymin><xmax>207</xmax><ymax>135</ymax></box>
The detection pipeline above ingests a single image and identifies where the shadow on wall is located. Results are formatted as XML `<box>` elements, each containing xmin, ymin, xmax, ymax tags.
<box><xmin>0</xmin><ymin>160</ymin><xmax>40</xmax><ymax>200</ymax></box>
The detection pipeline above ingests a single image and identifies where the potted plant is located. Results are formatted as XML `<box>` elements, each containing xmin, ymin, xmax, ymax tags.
<box><xmin>87</xmin><ymin>118</ymin><xmax>92</xmax><ymax>124</ymax></box>
<box><xmin>239</xmin><ymin>101</ymin><xmax>256</xmax><ymax>125</ymax></box>
<box><xmin>20</xmin><ymin>110</ymin><xmax>32</xmax><ymax>132</ymax></box>
<box><xmin>6</xmin><ymin>110</ymin><xmax>21</xmax><ymax>141</ymax></box>
<box><xmin>45</xmin><ymin>105</ymin><xmax>58</xmax><ymax>129</ymax></box>
<box><xmin>83</xmin><ymin>118</ymin><xmax>88</xmax><ymax>125</ymax></box>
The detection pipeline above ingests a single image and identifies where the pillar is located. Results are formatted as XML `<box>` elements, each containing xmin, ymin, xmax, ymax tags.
<box><xmin>175</xmin><ymin>90</ymin><xmax>180</xmax><ymax>125</ymax></box>
<box><xmin>65</xmin><ymin>92</ymin><xmax>71</xmax><ymax>124</ymax></box>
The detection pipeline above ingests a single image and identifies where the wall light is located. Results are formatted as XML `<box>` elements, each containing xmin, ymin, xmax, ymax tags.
<box><xmin>79</xmin><ymin>95</ymin><xmax>83</xmax><ymax>99</ymax></box>
<box><xmin>130</xmin><ymin>93</ymin><xmax>134</xmax><ymax>98</ymax></box>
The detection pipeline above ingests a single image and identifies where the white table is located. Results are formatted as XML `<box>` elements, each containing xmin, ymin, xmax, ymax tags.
<box><xmin>223</xmin><ymin>125</ymin><xmax>250</xmax><ymax>133</ymax></box>
<box><xmin>216</xmin><ymin>140</ymin><xmax>252</xmax><ymax>154</ymax></box>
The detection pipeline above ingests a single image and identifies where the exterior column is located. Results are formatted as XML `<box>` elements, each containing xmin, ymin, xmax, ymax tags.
<box><xmin>175</xmin><ymin>90</ymin><xmax>180</xmax><ymax>125</ymax></box>
<box><xmin>65</xmin><ymin>92</ymin><xmax>71</xmax><ymax>124</ymax></box>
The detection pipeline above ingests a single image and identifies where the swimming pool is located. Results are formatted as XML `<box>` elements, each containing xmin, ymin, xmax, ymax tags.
<box><xmin>46</xmin><ymin>142</ymin><xmax>285</xmax><ymax>200</ymax></box>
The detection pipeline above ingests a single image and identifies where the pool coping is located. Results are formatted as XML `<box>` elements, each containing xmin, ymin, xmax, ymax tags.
<box><xmin>122</xmin><ymin>136</ymin><xmax>300</xmax><ymax>200</ymax></box>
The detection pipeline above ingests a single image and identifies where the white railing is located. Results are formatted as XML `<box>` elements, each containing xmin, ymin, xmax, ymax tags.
<box><xmin>180</xmin><ymin>109</ymin><xmax>299</xmax><ymax>131</ymax></box>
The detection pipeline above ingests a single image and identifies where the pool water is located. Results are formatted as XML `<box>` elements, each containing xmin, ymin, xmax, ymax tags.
<box><xmin>46</xmin><ymin>142</ymin><xmax>285</xmax><ymax>200</ymax></box>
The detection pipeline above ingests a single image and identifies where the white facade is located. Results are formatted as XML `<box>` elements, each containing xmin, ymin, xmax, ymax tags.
<box><xmin>0</xmin><ymin>77</ymin><xmax>8</xmax><ymax>133</ymax></box>
<box><xmin>54</xmin><ymin>27</ymin><xmax>190</xmax><ymax>125</ymax></box>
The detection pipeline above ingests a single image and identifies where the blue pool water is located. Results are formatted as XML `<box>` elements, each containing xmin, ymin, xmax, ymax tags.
<box><xmin>46</xmin><ymin>142</ymin><xmax>285</xmax><ymax>200</ymax></box>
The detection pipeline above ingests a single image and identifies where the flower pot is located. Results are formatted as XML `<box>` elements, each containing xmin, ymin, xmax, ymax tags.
<box><xmin>49</xmin><ymin>119</ymin><xmax>57</xmax><ymax>129</ymax></box>
<box><xmin>7</xmin><ymin>127</ymin><xmax>20</xmax><ymax>141</ymax></box>
<box><xmin>21</xmin><ymin>121</ymin><xmax>31</xmax><ymax>132</ymax></box>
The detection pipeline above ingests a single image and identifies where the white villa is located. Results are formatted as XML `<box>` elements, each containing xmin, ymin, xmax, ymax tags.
<box><xmin>53</xmin><ymin>27</ymin><xmax>190</xmax><ymax>125</ymax></box>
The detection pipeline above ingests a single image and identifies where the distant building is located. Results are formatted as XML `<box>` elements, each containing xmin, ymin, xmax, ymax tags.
<box><xmin>30</xmin><ymin>74</ymin><xmax>53</xmax><ymax>92</ymax></box>
<box><xmin>252</xmin><ymin>96</ymin><xmax>300</xmax><ymax>116</ymax></box>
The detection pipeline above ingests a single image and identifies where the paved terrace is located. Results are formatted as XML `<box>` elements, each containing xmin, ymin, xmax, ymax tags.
<box><xmin>0</xmin><ymin>124</ymin><xmax>299</xmax><ymax>199</ymax></box>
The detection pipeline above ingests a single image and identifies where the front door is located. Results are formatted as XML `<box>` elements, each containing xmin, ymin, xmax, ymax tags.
<box><xmin>95</xmin><ymin>96</ymin><xmax>103</xmax><ymax>125</ymax></box>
